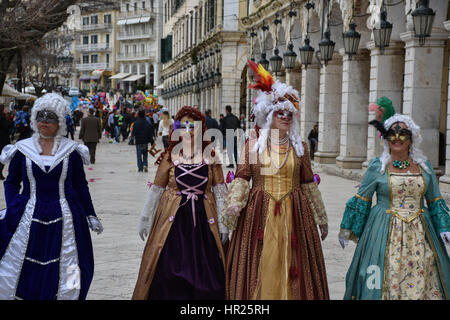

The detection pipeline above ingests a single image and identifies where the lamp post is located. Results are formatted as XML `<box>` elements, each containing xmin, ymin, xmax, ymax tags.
<box><xmin>411</xmin><ymin>0</ymin><xmax>435</xmax><ymax>46</ymax></box>
<box><xmin>373</xmin><ymin>2</ymin><xmax>392</xmax><ymax>54</ymax></box>
<box><xmin>299</xmin><ymin>1</ymin><xmax>315</xmax><ymax>69</ymax></box>
<box><xmin>259</xmin><ymin>23</ymin><xmax>270</xmax><ymax>70</ymax></box>
<box><xmin>283</xmin><ymin>7</ymin><xmax>297</xmax><ymax>71</ymax></box>
<box><xmin>318</xmin><ymin>0</ymin><xmax>335</xmax><ymax>66</ymax></box>
<box><xmin>270</xmin><ymin>15</ymin><xmax>283</xmax><ymax>75</ymax></box>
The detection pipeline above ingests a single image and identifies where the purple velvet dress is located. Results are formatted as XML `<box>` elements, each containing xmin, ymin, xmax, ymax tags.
<box><xmin>148</xmin><ymin>162</ymin><xmax>225</xmax><ymax>300</ymax></box>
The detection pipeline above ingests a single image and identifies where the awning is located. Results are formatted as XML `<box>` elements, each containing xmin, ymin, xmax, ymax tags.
<box><xmin>122</xmin><ymin>74</ymin><xmax>146</xmax><ymax>82</ymax></box>
<box><xmin>91</xmin><ymin>69</ymin><xmax>104</xmax><ymax>80</ymax></box>
<box><xmin>140</xmin><ymin>16</ymin><xmax>150</xmax><ymax>23</ymax></box>
<box><xmin>109</xmin><ymin>72</ymin><xmax>131</xmax><ymax>80</ymax></box>
<box><xmin>126</xmin><ymin>17</ymin><xmax>141</xmax><ymax>25</ymax></box>
<box><xmin>117</xmin><ymin>19</ymin><xmax>127</xmax><ymax>25</ymax></box>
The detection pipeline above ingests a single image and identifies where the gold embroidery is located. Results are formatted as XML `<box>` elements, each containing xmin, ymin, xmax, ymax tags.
<box><xmin>427</xmin><ymin>196</ymin><xmax>443</xmax><ymax>205</ymax></box>
<box><xmin>386</xmin><ymin>208</ymin><xmax>424</xmax><ymax>223</ymax></box>
<box><xmin>355</xmin><ymin>193</ymin><xmax>371</xmax><ymax>202</ymax></box>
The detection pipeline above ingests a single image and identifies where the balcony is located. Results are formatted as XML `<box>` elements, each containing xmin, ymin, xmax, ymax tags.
<box><xmin>117</xmin><ymin>31</ymin><xmax>154</xmax><ymax>41</ymax></box>
<box><xmin>81</xmin><ymin>23</ymin><xmax>113</xmax><ymax>32</ymax></box>
<box><xmin>118</xmin><ymin>9</ymin><xmax>156</xmax><ymax>20</ymax></box>
<box><xmin>76</xmin><ymin>43</ymin><xmax>112</xmax><ymax>52</ymax></box>
<box><xmin>76</xmin><ymin>63</ymin><xmax>112</xmax><ymax>71</ymax></box>
<box><xmin>116</xmin><ymin>51</ymin><xmax>155</xmax><ymax>61</ymax></box>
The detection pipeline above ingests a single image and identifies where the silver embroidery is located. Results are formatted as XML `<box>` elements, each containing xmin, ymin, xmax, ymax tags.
<box><xmin>56</xmin><ymin>156</ymin><xmax>81</xmax><ymax>300</ymax></box>
<box><xmin>0</xmin><ymin>157</ymin><xmax>36</xmax><ymax>299</ymax></box>
<box><xmin>25</xmin><ymin>257</ymin><xmax>60</xmax><ymax>265</ymax></box>
<box><xmin>32</xmin><ymin>218</ymin><xmax>63</xmax><ymax>225</ymax></box>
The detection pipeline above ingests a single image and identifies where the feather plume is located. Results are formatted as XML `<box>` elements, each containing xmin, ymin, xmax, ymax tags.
<box><xmin>369</xmin><ymin>120</ymin><xmax>388</xmax><ymax>138</ymax></box>
<box><xmin>248</xmin><ymin>60</ymin><xmax>274</xmax><ymax>93</ymax></box>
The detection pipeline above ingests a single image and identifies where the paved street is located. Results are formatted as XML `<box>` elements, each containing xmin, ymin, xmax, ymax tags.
<box><xmin>0</xmin><ymin>132</ymin><xmax>360</xmax><ymax>300</ymax></box>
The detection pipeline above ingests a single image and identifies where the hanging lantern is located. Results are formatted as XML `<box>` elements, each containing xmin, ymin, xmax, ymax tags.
<box><xmin>214</xmin><ymin>68</ymin><xmax>221</xmax><ymax>84</ymax></box>
<box><xmin>411</xmin><ymin>0</ymin><xmax>435</xmax><ymax>46</ymax></box>
<box><xmin>283</xmin><ymin>42</ymin><xmax>297</xmax><ymax>70</ymax></box>
<box><xmin>299</xmin><ymin>37</ymin><xmax>315</xmax><ymax>69</ymax></box>
<box><xmin>373</xmin><ymin>8</ymin><xmax>393</xmax><ymax>54</ymax></box>
<box><xmin>270</xmin><ymin>48</ymin><xmax>283</xmax><ymax>74</ymax></box>
<box><xmin>259</xmin><ymin>52</ymin><xmax>270</xmax><ymax>71</ymax></box>
<box><xmin>319</xmin><ymin>30</ymin><xmax>335</xmax><ymax>66</ymax></box>
<box><xmin>343</xmin><ymin>21</ymin><xmax>361</xmax><ymax>60</ymax></box>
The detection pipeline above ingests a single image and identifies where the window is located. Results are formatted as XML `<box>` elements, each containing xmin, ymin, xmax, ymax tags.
<box><xmin>91</xmin><ymin>15</ymin><xmax>98</xmax><ymax>25</ymax></box>
<box><xmin>106</xmin><ymin>54</ymin><xmax>110</xmax><ymax>64</ymax></box>
<box><xmin>91</xmin><ymin>55</ymin><xmax>98</xmax><ymax>63</ymax></box>
<box><xmin>164</xmin><ymin>3</ymin><xmax>167</xmax><ymax>23</ymax></box>
<box><xmin>83</xmin><ymin>55</ymin><xmax>89</xmax><ymax>64</ymax></box>
<box><xmin>104</xmin><ymin>14</ymin><xmax>111</xmax><ymax>24</ymax></box>
<box><xmin>194</xmin><ymin>11</ymin><xmax>197</xmax><ymax>44</ymax></box>
<box><xmin>83</xmin><ymin>36</ymin><xmax>89</xmax><ymax>44</ymax></box>
<box><xmin>142</xmin><ymin>1</ymin><xmax>146</xmax><ymax>9</ymax></box>
<box><xmin>126</xmin><ymin>3</ymin><xmax>130</xmax><ymax>11</ymax></box>
<box><xmin>83</xmin><ymin>17</ymin><xmax>89</xmax><ymax>25</ymax></box>
<box><xmin>91</xmin><ymin>35</ymin><xmax>98</xmax><ymax>44</ymax></box>
<box><xmin>150</xmin><ymin>22</ymin><xmax>153</xmax><ymax>34</ymax></box>
<box><xmin>125</xmin><ymin>45</ymin><xmax>129</xmax><ymax>54</ymax></box>
<box><xmin>106</xmin><ymin>34</ymin><xmax>110</xmax><ymax>44</ymax></box>
<box><xmin>133</xmin><ymin>45</ymin><xmax>137</xmax><ymax>54</ymax></box>
<box><xmin>199</xmin><ymin>7</ymin><xmax>202</xmax><ymax>40</ymax></box>
<box><xmin>142</xmin><ymin>24</ymin><xmax>146</xmax><ymax>34</ymax></box>
<box><xmin>141</xmin><ymin>44</ymin><xmax>145</xmax><ymax>54</ymax></box>
<box><xmin>190</xmin><ymin>15</ymin><xmax>193</xmax><ymax>47</ymax></box>
<box><xmin>150</xmin><ymin>0</ymin><xmax>154</xmax><ymax>10</ymax></box>
<box><xmin>134</xmin><ymin>2</ymin><xmax>137</xmax><ymax>11</ymax></box>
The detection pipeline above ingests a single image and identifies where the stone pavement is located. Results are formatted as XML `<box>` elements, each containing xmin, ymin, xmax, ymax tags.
<box><xmin>0</xmin><ymin>133</ymin><xmax>361</xmax><ymax>300</ymax></box>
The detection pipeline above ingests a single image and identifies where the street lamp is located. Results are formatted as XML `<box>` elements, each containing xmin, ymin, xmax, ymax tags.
<box><xmin>283</xmin><ymin>7</ymin><xmax>297</xmax><ymax>71</ymax></box>
<box><xmin>248</xmin><ymin>30</ymin><xmax>258</xmax><ymax>78</ymax></box>
<box><xmin>411</xmin><ymin>0</ymin><xmax>435</xmax><ymax>46</ymax></box>
<box><xmin>270</xmin><ymin>16</ymin><xmax>283</xmax><ymax>75</ymax></box>
<box><xmin>343</xmin><ymin>21</ymin><xmax>361</xmax><ymax>60</ymax></box>
<box><xmin>214</xmin><ymin>68</ymin><xmax>221</xmax><ymax>84</ymax></box>
<box><xmin>299</xmin><ymin>1</ymin><xmax>315</xmax><ymax>69</ymax></box>
<box><xmin>373</xmin><ymin>3</ymin><xmax>392</xmax><ymax>54</ymax></box>
<box><xmin>318</xmin><ymin>0</ymin><xmax>335</xmax><ymax>66</ymax></box>
<box><xmin>259</xmin><ymin>23</ymin><xmax>270</xmax><ymax>70</ymax></box>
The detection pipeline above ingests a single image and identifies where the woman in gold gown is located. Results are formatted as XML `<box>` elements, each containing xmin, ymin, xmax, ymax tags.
<box><xmin>222</xmin><ymin>62</ymin><xmax>329</xmax><ymax>300</ymax></box>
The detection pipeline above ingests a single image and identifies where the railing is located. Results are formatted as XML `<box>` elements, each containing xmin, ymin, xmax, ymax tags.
<box><xmin>76</xmin><ymin>43</ymin><xmax>112</xmax><ymax>52</ymax></box>
<box><xmin>76</xmin><ymin>63</ymin><xmax>111</xmax><ymax>71</ymax></box>
<box><xmin>118</xmin><ymin>9</ymin><xmax>156</xmax><ymax>20</ymax></box>
<box><xmin>117</xmin><ymin>31</ymin><xmax>154</xmax><ymax>40</ymax></box>
<box><xmin>116</xmin><ymin>51</ymin><xmax>155</xmax><ymax>61</ymax></box>
<box><xmin>81</xmin><ymin>23</ymin><xmax>113</xmax><ymax>31</ymax></box>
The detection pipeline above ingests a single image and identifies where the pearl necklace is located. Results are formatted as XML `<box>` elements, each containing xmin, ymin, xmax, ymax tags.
<box><xmin>269</xmin><ymin>134</ymin><xmax>289</xmax><ymax>146</ymax></box>
<box><xmin>269</xmin><ymin>140</ymin><xmax>290</xmax><ymax>170</ymax></box>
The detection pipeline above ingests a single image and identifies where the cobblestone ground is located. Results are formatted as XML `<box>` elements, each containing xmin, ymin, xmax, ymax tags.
<box><xmin>0</xmin><ymin>131</ymin><xmax>360</xmax><ymax>300</ymax></box>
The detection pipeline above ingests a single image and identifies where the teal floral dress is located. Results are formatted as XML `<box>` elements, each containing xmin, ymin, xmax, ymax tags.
<box><xmin>340</xmin><ymin>158</ymin><xmax>450</xmax><ymax>300</ymax></box>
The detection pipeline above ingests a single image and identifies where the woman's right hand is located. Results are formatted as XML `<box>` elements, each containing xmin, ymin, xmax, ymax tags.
<box><xmin>138</xmin><ymin>216</ymin><xmax>150</xmax><ymax>241</ymax></box>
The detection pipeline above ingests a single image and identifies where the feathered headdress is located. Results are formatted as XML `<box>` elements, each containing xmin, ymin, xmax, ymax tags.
<box><xmin>247</xmin><ymin>60</ymin><xmax>304</xmax><ymax>157</ymax></box>
<box><xmin>368</xmin><ymin>96</ymin><xmax>396</xmax><ymax>138</ymax></box>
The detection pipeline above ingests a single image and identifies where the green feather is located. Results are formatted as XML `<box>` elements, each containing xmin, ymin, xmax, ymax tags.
<box><xmin>377</xmin><ymin>96</ymin><xmax>396</xmax><ymax>122</ymax></box>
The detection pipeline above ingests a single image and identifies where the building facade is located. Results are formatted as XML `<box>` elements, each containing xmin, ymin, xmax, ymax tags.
<box><xmin>240</xmin><ymin>0</ymin><xmax>450</xmax><ymax>198</ymax></box>
<box><xmin>159</xmin><ymin>0</ymin><xmax>248</xmax><ymax>119</ymax></box>
<box><xmin>110</xmin><ymin>0</ymin><xmax>161</xmax><ymax>93</ymax></box>
<box><xmin>73</xmin><ymin>3</ymin><xmax>120</xmax><ymax>93</ymax></box>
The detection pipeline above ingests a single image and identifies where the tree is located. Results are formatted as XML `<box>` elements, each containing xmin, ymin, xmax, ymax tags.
<box><xmin>0</xmin><ymin>0</ymin><xmax>119</xmax><ymax>95</ymax></box>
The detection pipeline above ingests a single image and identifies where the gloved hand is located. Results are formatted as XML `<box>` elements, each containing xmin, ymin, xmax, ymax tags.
<box><xmin>440</xmin><ymin>232</ymin><xmax>450</xmax><ymax>246</ymax></box>
<box><xmin>339</xmin><ymin>237</ymin><xmax>349</xmax><ymax>249</ymax></box>
<box><xmin>0</xmin><ymin>208</ymin><xmax>6</xmax><ymax>220</ymax></box>
<box><xmin>220</xmin><ymin>233</ymin><xmax>228</xmax><ymax>245</ymax></box>
<box><xmin>88</xmin><ymin>216</ymin><xmax>103</xmax><ymax>235</ymax></box>
<box><xmin>319</xmin><ymin>224</ymin><xmax>328</xmax><ymax>241</ymax></box>
<box><xmin>139</xmin><ymin>216</ymin><xmax>150</xmax><ymax>241</ymax></box>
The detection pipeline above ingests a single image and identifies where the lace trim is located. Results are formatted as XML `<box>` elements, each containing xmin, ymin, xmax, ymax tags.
<box><xmin>221</xmin><ymin>178</ymin><xmax>250</xmax><ymax>232</ymax></box>
<box><xmin>340</xmin><ymin>196</ymin><xmax>372</xmax><ymax>238</ymax></box>
<box><xmin>213</xmin><ymin>183</ymin><xmax>228</xmax><ymax>234</ymax></box>
<box><xmin>25</xmin><ymin>257</ymin><xmax>60</xmax><ymax>266</ymax></box>
<box><xmin>428</xmin><ymin>199</ymin><xmax>450</xmax><ymax>234</ymax></box>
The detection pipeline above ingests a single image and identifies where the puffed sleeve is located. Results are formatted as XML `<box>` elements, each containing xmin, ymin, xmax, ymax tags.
<box><xmin>339</xmin><ymin>158</ymin><xmax>381</xmax><ymax>242</ymax></box>
<box><xmin>424</xmin><ymin>161</ymin><xmax>450</xmax><ymax>235</ymax></box>
<box><xmin>71</xmin><ymin>150</ymin><xmax>97</xmax><ymax>218</ymax></box>
<box><xmin>221</xmin><ymin>138</ymin><xmax>252</xmax><ymax>232</ymax></box>
<box><xmin>140</xmin><ymin>154</ymin><xmax>171</xmax><ymax>229</ymax></box>
<box><xmin>299</xmin><ymin>142</ymin><xmax>328</xmax><ymax>225</ymax></box>
<box><xmin>211</xmin><ymin>163</ymin><xmax>228</xmax><ymax>234</ymax></box>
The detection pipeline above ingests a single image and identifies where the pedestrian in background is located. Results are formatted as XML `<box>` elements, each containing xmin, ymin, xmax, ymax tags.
<box><xmin>131</xmin><ymin>109</ymin><xmax>154</xmax><ymax>172</ymax></box>
<box><xmin>223</xmin><ymin>105</ymin><xmax>240</xmax><ymax>168</ymax></box>
<box><xmin>79</xmin><ymin>108</ymin><xmax>102</xmax><ymax>164</ymax></box>
<box><xmin>158</xmin><ymin>111</ymin><xmax>173</xmax><ymax>149</ymax></box>
<box><xmin>308</xmin><ymin>123</ymin><xmax>319</xmax><ymax>160</ymax></box>
<box><xmin>0</xmin><ymin>104</ymin><xmax>12</xmax><ymax>180</ymax></box>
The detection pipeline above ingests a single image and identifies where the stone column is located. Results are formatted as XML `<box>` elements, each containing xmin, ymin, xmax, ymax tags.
<box><xmin>315</xmin><ymin>56</ymin><xmax>343</xmax><ymax>164</ymax></box>
<box><xmin>400</xmin><ymin>31</ymin><xmax>448</xmax><ymax>168</ymax></box>
<box><xmin>439</xmin><ymin>21</ymin><xmax>450</xmax><ymax>199</ymax></box>
<box><xmin>364</xmin><ymin>41</ymin><xmax>405</xmax><ymax>167</ymax></box>
<box><xmin>336</xmin><ymin>49</ymin><xmax>371</xmax><ymax>169</ymax></box>
<box><xmin>300</xmin><ymin>64</ymin><xmax>320</xmax><ymax>142</ymax></box>
<box><xmin>145</xmin><ymin>63</ymin><xmax>150</xmax><ymax>85</ymax></box>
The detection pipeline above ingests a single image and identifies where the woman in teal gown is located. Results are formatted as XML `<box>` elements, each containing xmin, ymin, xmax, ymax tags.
<box><xmin>339</xmin><ymin>114</ymin><xmax>450</xmax><ymax>300</ymax></box>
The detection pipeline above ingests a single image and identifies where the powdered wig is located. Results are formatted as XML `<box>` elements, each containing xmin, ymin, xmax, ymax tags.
<box><xmin>251</xmin><ymin>81</ymin><xmax>304</xmax><ymax>157</ymax></box>
<box><xmin>379</xmin><ymin>114</ymin><xmax>430</xmax><ymax>174</ymax></box>
<box><xmin>30</xmin><ymin>93</ymin><xmax>71</xmax><ymax>155</ymax></box>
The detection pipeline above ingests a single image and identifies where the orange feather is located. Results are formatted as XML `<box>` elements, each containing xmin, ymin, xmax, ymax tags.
<box><xmin>248</xmin><ymin>60</ymin><xmax>274</xmax><ymax>93</ymax></box>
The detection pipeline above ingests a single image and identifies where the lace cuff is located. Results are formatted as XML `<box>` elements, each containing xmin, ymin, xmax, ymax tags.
<box><xmin>213</xmin><ymin>183</ymin><xmax>228</xmax><ymax>234</ymax></box>
<box><xmin>141</xmin><ymin>184</ymin><xmax>165</xmax><ymax>230</ymax></box>
<box><xmin>340</xmin><ymin>195</ymin><xmax>372</xmax><ymax>238</ymax></box>
<box><xmin>428</xmin><ymin>199</ymin><xmax>450</xmax><ymax>234</ymax></box>
<box><xmin>221</xmin><ymin>177</ymin><xmax>250</xmax><ymax>232</ymax></box>
<box><xmin>301</xmin><ymin>182</ymin><xmax>328</xmax><ymax>225</ymax></box>
<box><xmin>338</xmin><ymin>228</ymin><xmax>359</xmax><ymax>243</ymax></box>
<box><xmin>0</xmin><ymin>145</ymin><xmax>17</xmax><ymax>165</ymax></box>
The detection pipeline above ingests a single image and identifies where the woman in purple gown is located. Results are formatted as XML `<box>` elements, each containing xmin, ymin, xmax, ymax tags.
<box><xmin>0</xmin><ymin>93</ymin><xmax>103</xmax><ymax>300</ymax></box>
<box><xmin>132</xmin><ymin>106</ymin><xmax>228</xmax><ymax>300</ymax></box>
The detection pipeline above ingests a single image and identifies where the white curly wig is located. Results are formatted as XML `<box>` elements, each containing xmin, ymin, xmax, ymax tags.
<box><xmin>379</xmin><ymin>114</ymin><xmax>430</xmax><ymax>174</ymax></box>
<box><xmin>252</xmin><ymin>80</ymin><xmax>304</xmax><ymax>157</ymax></box>
<box><xmin>30</xmin><ymin>93</ymin><xmax>71</xmax><ymax>155</ymax></box>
